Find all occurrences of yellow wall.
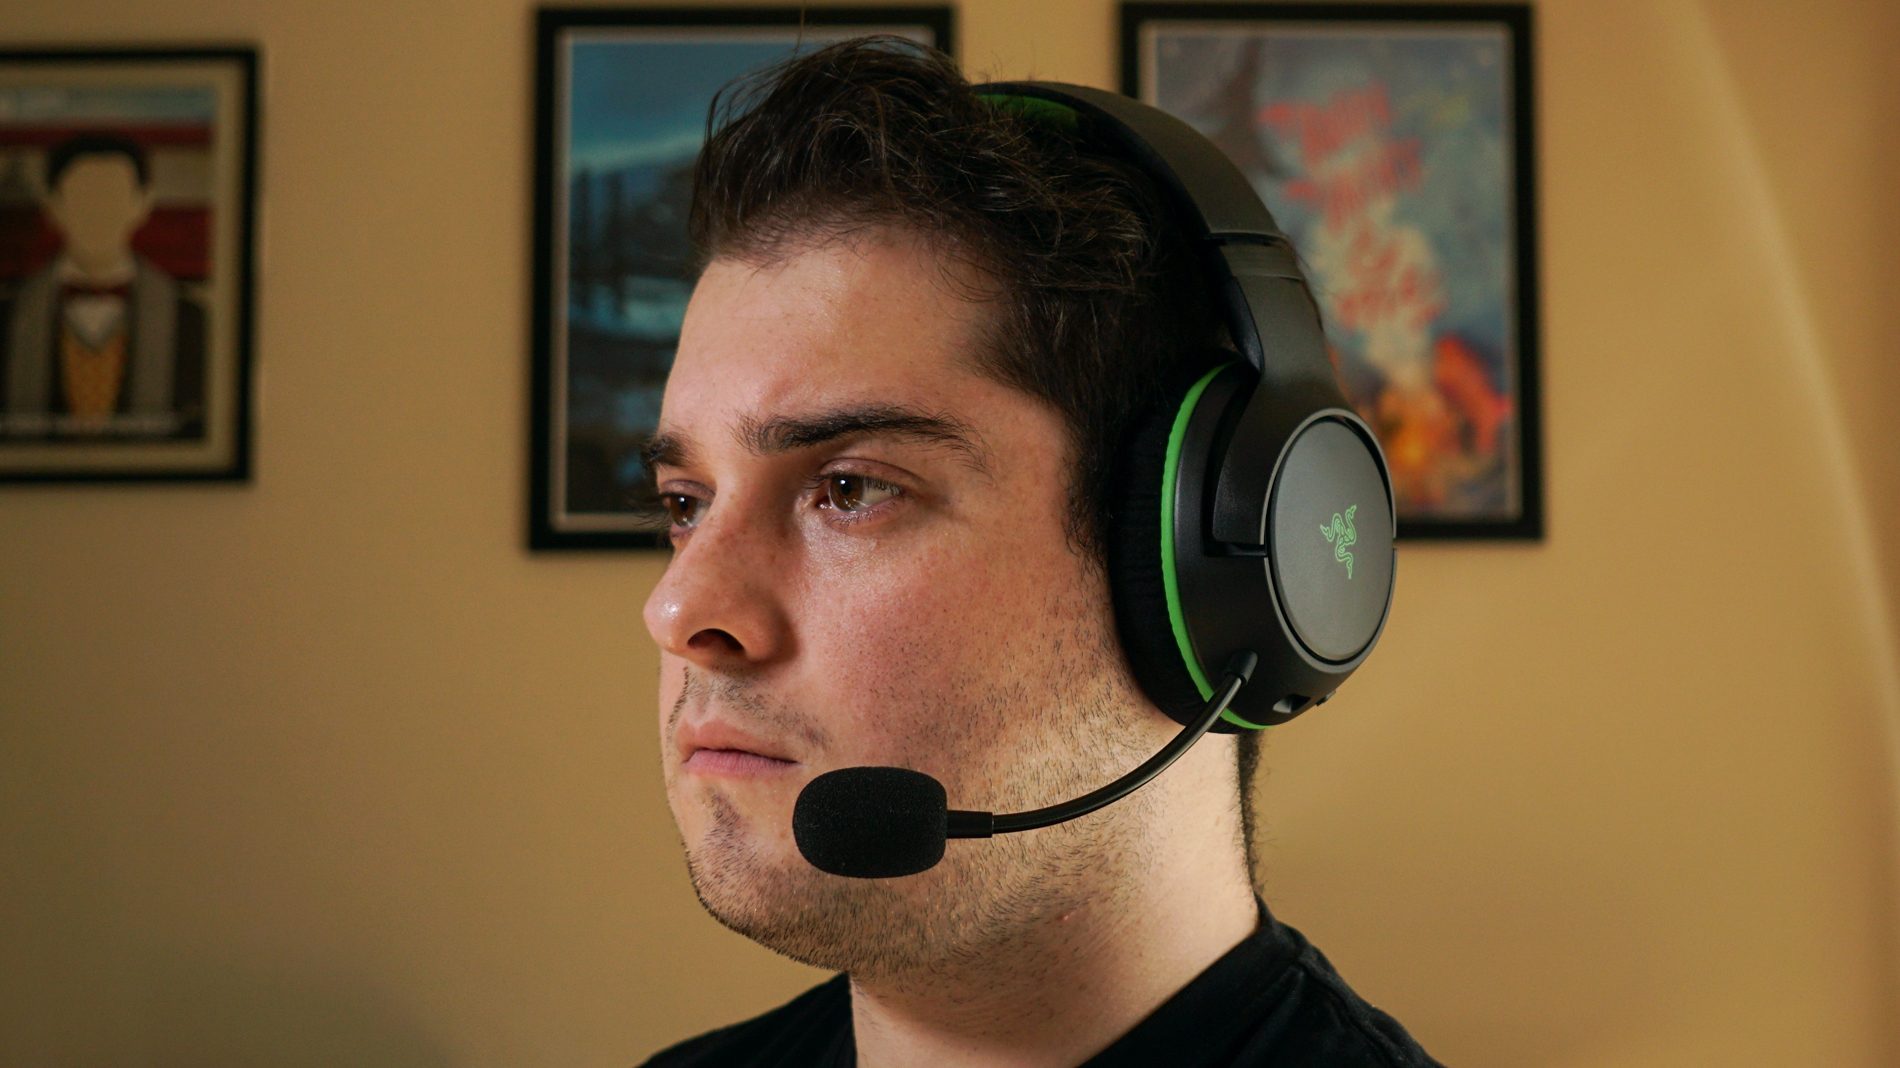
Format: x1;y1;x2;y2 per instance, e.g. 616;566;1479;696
3;1;1896;1065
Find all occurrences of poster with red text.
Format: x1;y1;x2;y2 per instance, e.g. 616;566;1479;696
1130;6;1541;538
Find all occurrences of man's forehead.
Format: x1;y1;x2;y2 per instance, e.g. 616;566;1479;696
668;236;992;393
655;335;999;472
653;233;1008;471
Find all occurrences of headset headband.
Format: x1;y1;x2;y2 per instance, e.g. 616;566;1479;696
978;81;1355;550
976;82;1340;407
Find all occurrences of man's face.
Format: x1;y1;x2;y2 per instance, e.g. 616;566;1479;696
44;155;152;263
643;229;1163;975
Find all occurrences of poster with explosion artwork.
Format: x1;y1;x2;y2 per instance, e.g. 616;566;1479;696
1126;4;1542;539
530;8;954;549
0;49;257;482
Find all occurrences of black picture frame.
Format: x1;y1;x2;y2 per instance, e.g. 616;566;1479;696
529;7;955;550
1124;4;1543;540
0;46;259;483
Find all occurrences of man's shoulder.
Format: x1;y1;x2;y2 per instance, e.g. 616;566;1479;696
1213;921;1441;1068
636;911;1441;1068
1255;936;1440;1067
1087;904;1440;1068
639;973;851;1068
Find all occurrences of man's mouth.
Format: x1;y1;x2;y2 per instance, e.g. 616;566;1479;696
675;713;802;778
684;747;800;777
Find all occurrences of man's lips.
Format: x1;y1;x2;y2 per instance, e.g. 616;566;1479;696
683;748;798;776
675;717;800;777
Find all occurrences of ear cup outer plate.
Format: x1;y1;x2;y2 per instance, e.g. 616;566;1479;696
1270;418;1396;663
1172;391;1397;728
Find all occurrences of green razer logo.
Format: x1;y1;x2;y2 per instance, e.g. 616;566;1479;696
1320;505;1359;579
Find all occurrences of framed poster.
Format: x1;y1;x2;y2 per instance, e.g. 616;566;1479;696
0;47;257;482
1126;4;1542;539
530;7;955;549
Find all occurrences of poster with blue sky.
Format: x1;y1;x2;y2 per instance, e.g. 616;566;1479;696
532;10;952;548
1130;5;1541;538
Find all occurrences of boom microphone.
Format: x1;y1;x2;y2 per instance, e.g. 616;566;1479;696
792;651;1258;879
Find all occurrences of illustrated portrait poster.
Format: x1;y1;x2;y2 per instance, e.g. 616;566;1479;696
531;8;955;549
1126;5;1542;539
0;49;256;481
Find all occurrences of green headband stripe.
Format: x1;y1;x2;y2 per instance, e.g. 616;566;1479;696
975;92;1081;131
1162;361;1270;731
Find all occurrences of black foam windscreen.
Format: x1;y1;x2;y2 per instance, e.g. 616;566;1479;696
792;767;950;879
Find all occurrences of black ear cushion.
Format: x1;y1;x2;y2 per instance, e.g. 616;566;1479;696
1107;370;1220;726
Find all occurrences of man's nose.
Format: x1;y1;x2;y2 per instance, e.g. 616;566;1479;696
642;506;791;670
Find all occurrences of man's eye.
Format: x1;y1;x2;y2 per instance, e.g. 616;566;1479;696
820;474;901;514
661;493;703;529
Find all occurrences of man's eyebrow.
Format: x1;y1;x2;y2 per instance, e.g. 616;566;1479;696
739;405;993;475
641;405;994;478
641;431;693;475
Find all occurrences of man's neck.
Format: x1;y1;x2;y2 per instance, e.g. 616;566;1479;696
845;775;1259;1068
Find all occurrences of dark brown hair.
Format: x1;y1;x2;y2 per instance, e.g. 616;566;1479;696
689;37;1263;876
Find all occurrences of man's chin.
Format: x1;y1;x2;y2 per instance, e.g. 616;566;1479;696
684;837;843;966
681;823;942;975
677;791;807;930
671;781;1011;977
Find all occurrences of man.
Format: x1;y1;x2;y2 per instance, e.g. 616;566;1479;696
0;133;205;440
641;39;1438;1067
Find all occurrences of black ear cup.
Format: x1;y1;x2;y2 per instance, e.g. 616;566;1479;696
1106;362;1230;728
1109;356;1397;731
1168;395;1397;728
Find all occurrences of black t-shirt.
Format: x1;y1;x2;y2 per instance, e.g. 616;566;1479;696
641;900;1442;1066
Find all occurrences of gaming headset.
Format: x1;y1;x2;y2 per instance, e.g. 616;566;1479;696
792;81;1398;879
978;81;1396;732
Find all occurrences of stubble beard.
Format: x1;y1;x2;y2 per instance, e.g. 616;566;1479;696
669;596;1163;983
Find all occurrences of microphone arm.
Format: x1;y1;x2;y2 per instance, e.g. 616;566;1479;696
946;650;1259;840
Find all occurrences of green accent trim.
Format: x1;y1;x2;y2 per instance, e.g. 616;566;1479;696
1160;362;1266;730
976;92;1081;131
1222;709;1272;730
